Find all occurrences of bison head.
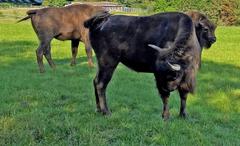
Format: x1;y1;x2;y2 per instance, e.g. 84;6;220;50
187;11;217;49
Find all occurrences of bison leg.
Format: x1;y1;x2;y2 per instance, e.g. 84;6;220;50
93;59;118;115
43;44;55;69
84;41;94;67
93;67;115;115
160;92;170;120
93;78;101;113
70;40;79;66
155;75;170;120
178;89;188;118
86;45;94;67
36;42;47;73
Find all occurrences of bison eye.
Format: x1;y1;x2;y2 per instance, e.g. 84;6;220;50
203;28;209;32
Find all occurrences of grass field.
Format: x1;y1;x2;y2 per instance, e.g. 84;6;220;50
0;9;240;145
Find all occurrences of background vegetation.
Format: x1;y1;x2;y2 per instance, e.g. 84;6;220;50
0;0;240;25
0;8;240;145
115;0;240;25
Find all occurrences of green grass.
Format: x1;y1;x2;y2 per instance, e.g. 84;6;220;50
0;11;240;145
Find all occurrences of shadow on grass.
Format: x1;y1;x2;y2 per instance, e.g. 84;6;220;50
0;40;37;57
191;60;240;115
0;51;239;116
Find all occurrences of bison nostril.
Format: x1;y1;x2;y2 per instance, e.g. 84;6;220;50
210;37;216;43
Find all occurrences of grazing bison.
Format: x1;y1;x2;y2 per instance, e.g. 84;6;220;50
85;11;216;119
18;4;105;73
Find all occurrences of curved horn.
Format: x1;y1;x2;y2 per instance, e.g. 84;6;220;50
148;44;174;57
167;61;181;71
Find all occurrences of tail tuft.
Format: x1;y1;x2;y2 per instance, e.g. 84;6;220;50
27;9;37;15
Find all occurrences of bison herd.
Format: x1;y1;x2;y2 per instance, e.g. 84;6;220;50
18;4;216;120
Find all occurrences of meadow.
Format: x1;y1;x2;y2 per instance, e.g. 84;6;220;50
0;9;240;145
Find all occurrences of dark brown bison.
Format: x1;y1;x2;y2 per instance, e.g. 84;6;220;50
18;4;105;73
84;11;216;119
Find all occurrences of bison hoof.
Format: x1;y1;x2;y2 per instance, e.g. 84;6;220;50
95;107;101;113
102;109;111;116
51;65;56;69
179;112;187;118
162;112;170;120
88;62;94;67
70;62;76;66
39;69;45;73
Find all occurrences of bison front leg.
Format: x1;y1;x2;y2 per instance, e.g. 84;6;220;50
93;64;117;115
178;89;188;118
160;92;170;120
70;40;79;66
154;75;170;120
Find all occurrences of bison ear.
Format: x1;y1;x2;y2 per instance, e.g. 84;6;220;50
195;17;205;29
195;23;202;31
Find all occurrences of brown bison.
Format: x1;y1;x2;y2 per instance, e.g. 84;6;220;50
18;4;105;73
84;11;216;119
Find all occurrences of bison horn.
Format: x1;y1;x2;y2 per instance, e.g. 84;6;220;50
148;44;181;71
148;44;174;57
167;61;181;71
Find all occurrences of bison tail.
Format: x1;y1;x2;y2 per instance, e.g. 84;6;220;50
84;11;111;29
17;15;31;23
17;9;38;23
26;9;38;15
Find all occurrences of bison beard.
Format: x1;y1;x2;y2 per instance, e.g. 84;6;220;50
85;11;216;119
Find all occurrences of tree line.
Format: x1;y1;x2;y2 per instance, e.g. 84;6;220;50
44;0;240;25
1;0;239;25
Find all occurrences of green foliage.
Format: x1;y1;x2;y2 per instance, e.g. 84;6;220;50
219;0;238;25
153;0;180;12
0;2;29;8
151;0;240;25
236;1;240;25
42;0;67;7
116;0;142;7
0;3;13;8
0;13;240;145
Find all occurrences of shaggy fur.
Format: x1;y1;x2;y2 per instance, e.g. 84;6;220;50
85;11;216;119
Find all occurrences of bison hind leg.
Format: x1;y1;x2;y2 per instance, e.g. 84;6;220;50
36;41;52;73
94;68;114;115
93;55;119;115
178;88;189;118
82;37;94;67
43;43;55;69
36;46;44;73
70;39;79;66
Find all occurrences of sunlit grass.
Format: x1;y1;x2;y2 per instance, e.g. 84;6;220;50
0;11;240;145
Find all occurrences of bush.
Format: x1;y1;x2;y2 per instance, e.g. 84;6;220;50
0;2;28;8
152;0;239;25
43;0;67;7
219;0;238;25
0;3;13;8
153;0;178;12
236;1;240;25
